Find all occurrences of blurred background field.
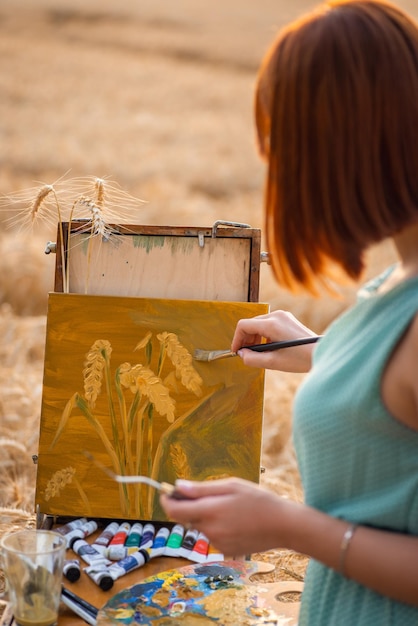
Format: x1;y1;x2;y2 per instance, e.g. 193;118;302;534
0;0;410;587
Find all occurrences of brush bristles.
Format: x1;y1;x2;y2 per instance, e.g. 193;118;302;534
193;349;235;362
193;349;212;361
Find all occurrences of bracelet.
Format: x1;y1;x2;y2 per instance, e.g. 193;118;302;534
339;523;357;577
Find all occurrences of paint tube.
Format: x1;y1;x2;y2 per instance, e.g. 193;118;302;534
83;563;114;591
62;559;81;582
125;522;143;547
179;528;199;559
104;545;140;561
92;521;119;555
54;518;88;536
205;543;225;563
188;532;210;563
107;549;150;581
148;527;170;559
70;538;111;566
164;524;185;557
108;521;131;545
64;520;98;548
139;523;155;550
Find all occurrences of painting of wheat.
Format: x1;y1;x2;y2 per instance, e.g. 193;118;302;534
36;293;268;521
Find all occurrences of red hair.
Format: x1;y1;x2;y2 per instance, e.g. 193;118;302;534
255;0;418;293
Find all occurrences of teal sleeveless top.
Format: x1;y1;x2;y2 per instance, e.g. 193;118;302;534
293;270;418;625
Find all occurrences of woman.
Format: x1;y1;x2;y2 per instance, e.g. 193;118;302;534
161;1;418;623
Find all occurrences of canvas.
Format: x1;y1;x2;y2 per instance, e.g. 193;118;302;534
36;293;268;521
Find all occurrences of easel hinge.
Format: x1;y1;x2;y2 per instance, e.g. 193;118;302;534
45;241;57;254
198;231;205;248
260;251;271;264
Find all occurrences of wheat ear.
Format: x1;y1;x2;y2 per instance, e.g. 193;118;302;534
30;184;54;222
77;196;111;237
29;184;69;292
94;177;105;208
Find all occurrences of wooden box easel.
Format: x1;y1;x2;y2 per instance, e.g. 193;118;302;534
35;220;267;525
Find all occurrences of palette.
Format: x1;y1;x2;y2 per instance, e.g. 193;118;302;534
96;560;302;625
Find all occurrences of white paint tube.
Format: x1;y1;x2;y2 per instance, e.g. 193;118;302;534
188;532;210;563
108;521;131;546
124;522;143;548
54;518;88;536
70;538;111;566
104;545;140;561
64;520;98;548
164;524;185;557
148;527;170;559
91;521;120;554
138;523;155;550
62;558;81;582
179;528;199;559
107;549;150;581
84;562;114;591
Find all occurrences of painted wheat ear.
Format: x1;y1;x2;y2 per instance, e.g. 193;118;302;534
169;443;191;479
157;332;203;396
44;466;76;500
134;331;153;352
119;363;176;423
83;339;112;409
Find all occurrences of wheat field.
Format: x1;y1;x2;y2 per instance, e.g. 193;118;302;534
0;0;410;600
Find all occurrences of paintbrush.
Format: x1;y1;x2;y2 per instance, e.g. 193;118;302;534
61;587;98;625
194;335;323;362
83;452;188;499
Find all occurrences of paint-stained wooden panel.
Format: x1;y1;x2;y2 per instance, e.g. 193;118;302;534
54;224;261;301
36;293;268;521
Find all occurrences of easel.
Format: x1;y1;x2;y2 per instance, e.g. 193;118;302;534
30;221;302;624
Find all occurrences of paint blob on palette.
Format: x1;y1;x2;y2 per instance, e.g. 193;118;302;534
96;560;302;625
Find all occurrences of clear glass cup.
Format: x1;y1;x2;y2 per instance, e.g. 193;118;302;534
0;529;66;626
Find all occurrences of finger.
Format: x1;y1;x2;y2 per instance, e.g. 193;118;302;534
237;348;279;368
231;328;266;352
173;478;243;499
159;493;204;528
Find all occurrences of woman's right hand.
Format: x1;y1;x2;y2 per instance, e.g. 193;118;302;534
230;310;318;372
